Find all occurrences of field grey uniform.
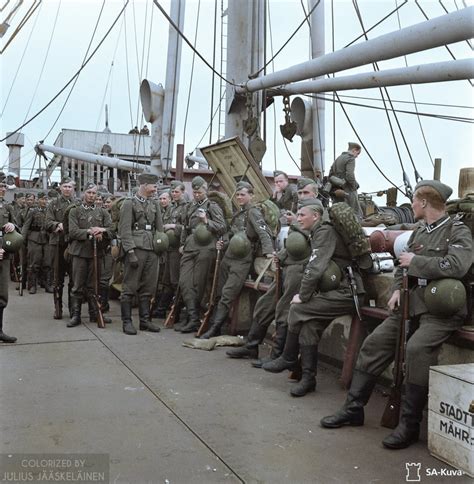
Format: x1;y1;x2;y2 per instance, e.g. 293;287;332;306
200;189;274;339
119;178;164;335
178;177;226;333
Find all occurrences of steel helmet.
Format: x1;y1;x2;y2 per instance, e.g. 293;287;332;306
193;223;213;246
2;230;24;253
152;231;169;254
424;278;466;316
228;232;251;258
285;231;310;260
166;229;180;248
319;260;342;292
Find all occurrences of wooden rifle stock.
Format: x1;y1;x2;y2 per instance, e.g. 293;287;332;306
164;286;181;328
93;237;106;329
53;244;61;317
196;244;223;337
274;256;281;302
381;268;409;429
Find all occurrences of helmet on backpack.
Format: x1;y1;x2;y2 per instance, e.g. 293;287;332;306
319;260;342;292
424;279;466;316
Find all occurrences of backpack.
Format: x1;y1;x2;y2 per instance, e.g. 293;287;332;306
328;202;372;269
110;196;126;233
62;203;78;241
256;199;280;237
208;190;233;226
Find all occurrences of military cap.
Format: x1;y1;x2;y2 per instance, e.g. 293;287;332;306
348;142;362;151
84;182;97;191
414;179;452;202
297;177;315;190
60;176;73;185
236;181;253;192
138;172;159;185
170;180;185;191
273;170;288;178
191;176;207;190
15;191;25;199
298;197;324;214
48;189;59;198
37;192;47;199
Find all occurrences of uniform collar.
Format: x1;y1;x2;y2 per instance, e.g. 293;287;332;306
134;194;147;203
81;203;96;210
424;215;450;233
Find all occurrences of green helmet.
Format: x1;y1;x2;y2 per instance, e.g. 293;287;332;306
285;231;311;260
319;260;342;292
165;229;180;248
424;278;466;316
228;232;251;258
193;223;213;246
152;231;169;254
3;230;24;253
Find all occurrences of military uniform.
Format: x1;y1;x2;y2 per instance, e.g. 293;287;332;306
329;150;363;219
67;202;113;327
271;185;297;213
200;197;274;339
118;179;164;335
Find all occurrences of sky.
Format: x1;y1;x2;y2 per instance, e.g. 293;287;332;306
1;0;473;204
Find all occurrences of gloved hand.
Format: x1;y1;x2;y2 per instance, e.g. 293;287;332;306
128;250;139;268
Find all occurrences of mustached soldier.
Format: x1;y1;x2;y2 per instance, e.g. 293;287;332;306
321;180;472;450
119;173;164;335
178;176;226;334
67;183;113;327
200;181;274;339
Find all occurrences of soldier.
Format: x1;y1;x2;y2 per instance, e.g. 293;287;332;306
321;180;472;449
328;142;363;219
263;198;365;397
284;177;319;225
200;181;274;339
45;177;76;319
178;176;226;334
118;173;164;335
270;170;297;213
21;192;52;294
154;180;187;319
99;194;116;313
11;192;26;223
0;180;19;343
226;187;320;363
67;183;113;327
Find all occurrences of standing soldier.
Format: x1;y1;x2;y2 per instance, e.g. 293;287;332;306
263;199;365;397
45;177;76;319
321;180;472;449
67;183;113;327
200;181;274;339
178;176;226;334
99;194;116;313
0;179;18;343
154;180;187;318
21;192;52;294
118;173;164;335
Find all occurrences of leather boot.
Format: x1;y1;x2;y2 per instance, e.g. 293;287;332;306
0;307;17;343
252;323;287;368
180;301;201;334
226;318;268;358
290;346;317;397
121;299;137;335
28;270;37;294
138;298;161;332
200;306;229;339
88;294;111;324
153;292;173;318
382;383;428;449
173;306;187;331
45;269;54;293
320;370;377;428
67;296;82;327
262;331;299;373
99;286;110;313
53;287;63;320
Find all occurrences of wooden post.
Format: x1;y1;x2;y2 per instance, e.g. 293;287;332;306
175;144;184;181
434;158;442;180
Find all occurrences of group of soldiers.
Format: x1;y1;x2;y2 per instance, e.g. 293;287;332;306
0;141;471;453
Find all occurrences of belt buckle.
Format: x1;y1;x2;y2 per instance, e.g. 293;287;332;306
418;278;427;287
145;224;152;231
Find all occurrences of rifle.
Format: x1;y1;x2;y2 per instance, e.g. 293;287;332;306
381;268;410;429
346;265;362;321
53;244;62;319
274;255;282;302
196;241;223;337
92;237;106;329
164;286;181;328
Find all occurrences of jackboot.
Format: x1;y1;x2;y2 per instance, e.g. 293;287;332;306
226;319;268;358
88;295;111;324
180;301;201;334
99;286;110;313
153;292;173;318
382;383;428;449
320;370;378;428
200;306;229;339
290;346;318;397
138;298;161;332
53;287;63;320
252;323;287;368
262;331;299;373
0;307;17;343
173;306;187;331
44;269;54;293
121;299;137;335
67;296;82;327
28;270;37;294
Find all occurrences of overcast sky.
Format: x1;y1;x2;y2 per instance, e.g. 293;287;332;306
1;0;473;202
